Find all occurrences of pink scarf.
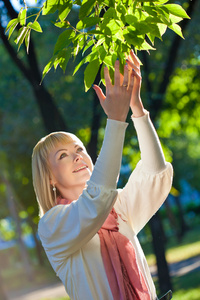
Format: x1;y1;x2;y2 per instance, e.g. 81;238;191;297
57;197;151;300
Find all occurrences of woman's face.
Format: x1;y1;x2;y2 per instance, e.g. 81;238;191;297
48;140;93;200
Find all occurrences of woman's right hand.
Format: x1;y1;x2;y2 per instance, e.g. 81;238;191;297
93;60;135;122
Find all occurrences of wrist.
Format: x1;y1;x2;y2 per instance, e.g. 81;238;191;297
130;99;145;118
107;112;128;122
108;116;127;122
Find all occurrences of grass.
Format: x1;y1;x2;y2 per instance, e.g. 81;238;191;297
140;225;200;300
141;225;200;266
172;270;200;300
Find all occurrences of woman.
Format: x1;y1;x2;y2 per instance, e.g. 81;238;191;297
32;51;173;300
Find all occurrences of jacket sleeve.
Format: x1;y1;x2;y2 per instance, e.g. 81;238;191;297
115;111;173;235
38;119;128;260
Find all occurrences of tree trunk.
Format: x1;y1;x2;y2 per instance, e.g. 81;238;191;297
164;199;181;242
2;176;34;281
33;84;67;133
175;196;189;238
86;68;102;163
0;272;8;300
26;215;45;266
149;214;172;295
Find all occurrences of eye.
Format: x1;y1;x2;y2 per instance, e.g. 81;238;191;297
59;152;67;160
77;147;84;153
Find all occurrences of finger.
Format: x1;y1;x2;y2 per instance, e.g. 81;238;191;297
130;49;140;68
119;73;124;86
114;59;120;86
122;64;129;88
132;67;142;81
92;85;106;105
126;57;140;74
128;69;135;92
104;66;112;89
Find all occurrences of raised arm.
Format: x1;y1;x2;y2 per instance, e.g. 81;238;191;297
115;51;173;234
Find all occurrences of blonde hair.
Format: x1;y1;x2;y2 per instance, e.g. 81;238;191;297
32;131;81;217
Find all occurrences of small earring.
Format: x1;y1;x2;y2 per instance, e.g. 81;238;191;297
52;183;57;203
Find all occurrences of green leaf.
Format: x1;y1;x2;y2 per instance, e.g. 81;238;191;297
168;23;184;38
28;21;42;32
103;7;116;20
169;14;183;24
53;47;71;72
14;26;29;51
125;15;138;25
95;37;105;47
58;2;72;21
84;58;100;91
74;0;81;4
157;23;167;36
82;39;94;55
124;30;144;47
100;63;107;86
116;3;126;15
73;34;85;56
6;18;18;35
7;21;19;39
155;0;169;3
164;4;190;19
79;0;96;20
143;6;157;17
19;8;26;26
103;55;113;67
42;0;58;15
53;29;75;55
104;19;122;36
53;20;71;28
42;55;56;81
77;17;100;30
60;47;71;72
134;21;151;35
136;39;155;51
25;29;31;53
147;33;156;44
73;56;87;75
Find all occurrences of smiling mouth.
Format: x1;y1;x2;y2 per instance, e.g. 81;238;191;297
73;166;88;173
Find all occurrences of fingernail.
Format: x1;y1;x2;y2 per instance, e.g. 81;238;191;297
132;68;135;71
116;58;119;61
92;84;94;87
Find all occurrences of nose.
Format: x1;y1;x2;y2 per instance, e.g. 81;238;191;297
74;153;83;162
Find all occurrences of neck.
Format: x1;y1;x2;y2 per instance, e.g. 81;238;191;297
58;184;86;202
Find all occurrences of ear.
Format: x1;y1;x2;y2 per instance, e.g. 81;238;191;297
49;174;56;186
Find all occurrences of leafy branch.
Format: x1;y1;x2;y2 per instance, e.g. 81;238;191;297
6;0;190;91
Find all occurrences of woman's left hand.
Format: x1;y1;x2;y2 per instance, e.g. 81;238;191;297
126;50;145;118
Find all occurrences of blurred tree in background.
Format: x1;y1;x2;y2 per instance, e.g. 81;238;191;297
0;0;200;299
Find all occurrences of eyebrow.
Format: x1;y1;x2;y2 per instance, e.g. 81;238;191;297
54;144;79;157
